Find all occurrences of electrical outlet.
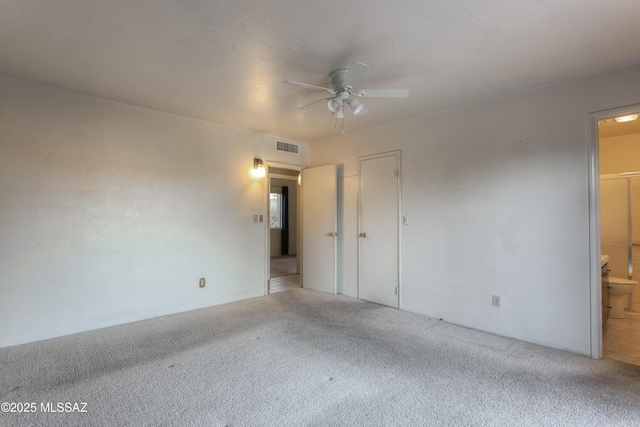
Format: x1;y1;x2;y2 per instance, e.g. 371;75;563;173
199;278;205;288
403;215;409;225
492;295;500;307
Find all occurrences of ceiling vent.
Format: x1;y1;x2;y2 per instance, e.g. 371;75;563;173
276;141;299;154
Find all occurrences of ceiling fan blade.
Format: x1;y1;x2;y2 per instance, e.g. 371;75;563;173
298;97;333;110
283;80;335;94
343;62;370;88
355;88;409;98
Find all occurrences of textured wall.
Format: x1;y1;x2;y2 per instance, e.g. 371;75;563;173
0;76;308;347
310;65;640;356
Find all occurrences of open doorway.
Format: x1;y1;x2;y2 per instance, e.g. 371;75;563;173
597;111;640;365
268;167;301;294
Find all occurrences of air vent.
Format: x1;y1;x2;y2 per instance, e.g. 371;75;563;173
276;141;299;154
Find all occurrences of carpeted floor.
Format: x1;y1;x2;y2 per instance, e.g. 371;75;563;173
1;289;640;426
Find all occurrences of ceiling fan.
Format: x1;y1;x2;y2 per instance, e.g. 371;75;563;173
283;62;409;125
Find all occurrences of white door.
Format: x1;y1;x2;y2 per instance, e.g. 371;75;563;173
359;153;400;307
302;165;337;294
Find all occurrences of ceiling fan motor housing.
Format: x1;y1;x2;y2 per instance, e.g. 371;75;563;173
329;68;350;91
327;68;354;117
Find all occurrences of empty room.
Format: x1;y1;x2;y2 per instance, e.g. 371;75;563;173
2;1;640;426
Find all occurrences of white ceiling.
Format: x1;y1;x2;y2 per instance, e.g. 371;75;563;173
2;1;640;142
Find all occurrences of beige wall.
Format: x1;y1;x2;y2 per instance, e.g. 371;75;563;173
0;76;308;348
600;133;640;175
310;64;640;356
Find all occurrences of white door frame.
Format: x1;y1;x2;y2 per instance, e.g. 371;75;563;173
587;103;640;359
357;150;402;308
263;162;303;296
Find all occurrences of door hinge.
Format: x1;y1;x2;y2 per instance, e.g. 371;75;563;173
395;287;398;295
395;169;399;177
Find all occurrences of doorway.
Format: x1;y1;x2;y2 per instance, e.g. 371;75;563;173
595;109;640;365
358;151;401;308
268;167;301;294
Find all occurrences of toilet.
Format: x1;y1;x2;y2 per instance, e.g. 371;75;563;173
608;277;638;319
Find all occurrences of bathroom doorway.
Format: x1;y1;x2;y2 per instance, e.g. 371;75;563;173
268;167;301;294
595;108;640;365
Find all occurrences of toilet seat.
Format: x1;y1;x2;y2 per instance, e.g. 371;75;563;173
609;276;637;286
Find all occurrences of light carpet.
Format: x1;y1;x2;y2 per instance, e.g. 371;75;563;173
1;289;640;426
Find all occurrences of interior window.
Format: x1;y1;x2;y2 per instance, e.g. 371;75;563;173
270;193;283;229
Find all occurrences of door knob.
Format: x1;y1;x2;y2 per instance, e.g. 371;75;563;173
359;232;367;238
328;232;337;237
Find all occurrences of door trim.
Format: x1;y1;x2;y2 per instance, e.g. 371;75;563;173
357;150;402;308
587;103;640;359
264;163;303;296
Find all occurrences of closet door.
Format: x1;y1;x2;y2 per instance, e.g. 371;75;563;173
301;165;337;294
359;152;401;308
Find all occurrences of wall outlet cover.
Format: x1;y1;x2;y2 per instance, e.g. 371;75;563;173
492;295;500;307
199;278;206;288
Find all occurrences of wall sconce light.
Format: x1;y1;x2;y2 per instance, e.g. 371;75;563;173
253;158;265;178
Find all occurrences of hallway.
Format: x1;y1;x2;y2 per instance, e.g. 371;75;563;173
269;255;300;294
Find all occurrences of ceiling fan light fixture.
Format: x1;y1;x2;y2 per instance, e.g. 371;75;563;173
327;97;342;113
333;104;344;119
347;98;366;116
